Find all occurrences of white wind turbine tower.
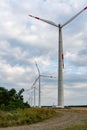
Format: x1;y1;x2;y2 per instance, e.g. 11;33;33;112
35;62;56;108
29;7;87;108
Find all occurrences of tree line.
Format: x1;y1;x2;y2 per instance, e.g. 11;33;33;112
0;87;30;111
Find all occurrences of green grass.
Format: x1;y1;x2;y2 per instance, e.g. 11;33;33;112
0;108;57;127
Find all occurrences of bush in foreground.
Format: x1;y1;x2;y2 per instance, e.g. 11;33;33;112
0;87;30;111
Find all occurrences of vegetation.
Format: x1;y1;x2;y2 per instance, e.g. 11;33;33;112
69;108;87;114
0;87;57;128
1;87;87;129
0;108;56;127
0;87;30;111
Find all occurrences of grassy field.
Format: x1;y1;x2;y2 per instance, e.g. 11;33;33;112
70;107;87;114
0;108;57;127
1;107;87;129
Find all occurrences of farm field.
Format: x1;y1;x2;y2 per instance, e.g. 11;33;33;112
0;107;87;130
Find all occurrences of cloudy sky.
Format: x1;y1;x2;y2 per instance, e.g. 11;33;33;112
0;0;87;106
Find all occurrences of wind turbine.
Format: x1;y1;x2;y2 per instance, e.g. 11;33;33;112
35;62;41;107
25;88;32;105
26;76;39;107
30;76;39;107
28;89;33;106
29;7;87;108
35;62;56;108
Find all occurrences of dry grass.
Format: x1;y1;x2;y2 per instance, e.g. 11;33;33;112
55;107;87;113
70;107;87;114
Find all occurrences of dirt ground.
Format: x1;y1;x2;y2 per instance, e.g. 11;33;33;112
0;109;87;130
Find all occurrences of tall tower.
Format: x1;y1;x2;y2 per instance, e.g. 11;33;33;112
58;24;64;108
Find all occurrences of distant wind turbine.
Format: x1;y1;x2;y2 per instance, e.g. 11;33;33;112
35;62;56;108
31;76;39;107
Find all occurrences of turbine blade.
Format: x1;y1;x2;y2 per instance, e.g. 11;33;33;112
35;61;40;74
29;14;58;27
62;7;87;27
84;6;87;10
41;75;56;78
